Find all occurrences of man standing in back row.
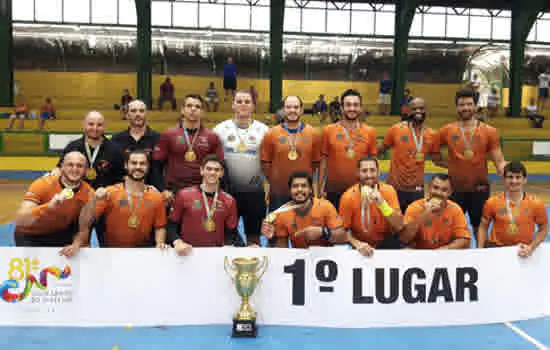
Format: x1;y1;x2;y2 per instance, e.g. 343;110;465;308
153;94;224;206
214;90;269;245
434;88;506;237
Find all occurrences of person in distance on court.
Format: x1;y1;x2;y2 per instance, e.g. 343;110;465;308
377;98;444;213
166;155;245;256
110;100;161;186
260;95;321;212
152;94;224;207
338;157;404;257
79;150;168;248
13;151;94;257
319;89;377;209
213;90;269;245
434;88;506;238
477;161;548;257
261;171;347;248
400;174;470;249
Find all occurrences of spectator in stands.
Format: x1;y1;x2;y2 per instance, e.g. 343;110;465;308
328;96;341;122
204;82;219;112
379;71;392;116
400;89;413;120
120;89;133;120
526;97;545;128
38;97;56;130
223;56;237;102
7;95;28;130
478;161;548;257
312;94;328;123
158;77;177;111
487;87;499;119
401;174;471;250
250;85;258;111
537;69;550;112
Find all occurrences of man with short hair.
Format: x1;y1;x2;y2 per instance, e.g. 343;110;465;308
478;161;548;257
320;89;377;209
82;150;168;248
261;171;347;248
339;157;404;257
401;174;470;249
167;155;245;256
434;88;506;237
13;151;94;256
261;95;321;211
213;90;269;245
152;94;224;205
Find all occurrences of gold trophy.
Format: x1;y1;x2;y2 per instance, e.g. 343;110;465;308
224;256;268;337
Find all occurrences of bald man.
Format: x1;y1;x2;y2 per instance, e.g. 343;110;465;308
111;100;161;186
377;98;444;213
14;151;94;255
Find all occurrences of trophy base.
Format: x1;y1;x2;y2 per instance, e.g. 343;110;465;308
232;318;257;338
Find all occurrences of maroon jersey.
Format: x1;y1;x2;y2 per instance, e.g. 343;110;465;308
169;186;238;247
153;125;224;191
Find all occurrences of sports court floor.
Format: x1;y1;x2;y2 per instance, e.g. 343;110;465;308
0;182;549;350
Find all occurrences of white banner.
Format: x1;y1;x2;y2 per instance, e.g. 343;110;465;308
0;245;548;328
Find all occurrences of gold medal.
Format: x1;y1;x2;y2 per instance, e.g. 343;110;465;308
86;168;97;180
204;218;216;232
508;223;518;235
463;149;474;159
265;213;276;224
185;151;197;162
415;153;424;161
237;142;247;153
61;188;74;200
288;150;298;161
128;215;139;229
346;148;355;159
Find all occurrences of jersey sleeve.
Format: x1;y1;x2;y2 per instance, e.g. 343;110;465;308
368;127;377;156
153;195;168;229
260;130;274;163
533;200;549;226
482;197;497;220
485;126;500;153
338;192;355;230
451;206;471;240
274;217;290;238
321;126;331;157
212;133;225;161
382;126;395;148
323;200;343;230
404;201;423;224
311;128;322;163
94;187;114;218
152;131;170;162
24;179;48;204
383;186;401;213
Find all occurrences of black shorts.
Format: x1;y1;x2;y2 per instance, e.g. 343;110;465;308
451;188;490;229
397;189;424;214
233;190;266;238
224;77;237;90
15;223;77;247
539;87;548;98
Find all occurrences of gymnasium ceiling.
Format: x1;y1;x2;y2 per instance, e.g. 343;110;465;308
343;0;545;10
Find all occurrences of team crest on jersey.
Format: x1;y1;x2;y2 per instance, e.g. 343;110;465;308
336;133;344;140
178;136;185;144
279;136;287;144
497;207;507;216
227;135;236;142
401;135;409;143
472;135;481;143
118;199;128;207
442;218;450;225
451;134;459;142
301;136;311;143
249;135;256;141
192;199;202;209
425;219;432;227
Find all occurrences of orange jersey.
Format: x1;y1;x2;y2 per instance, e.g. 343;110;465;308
482;192;548;247
404;199;470;249
321;122;377;193
95;183;167;247
338;183;400;247
261;123;321;195
273;198;343;248
19;175;94;235
435;121;500;191
383;123;438;191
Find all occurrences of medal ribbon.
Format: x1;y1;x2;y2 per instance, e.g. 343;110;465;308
360;186;372;233
409;123;424;154
125;184;144;217
282;122;304;152
183;128;199;153
201;187;219;221
458;120;477;152
340;121;358;151
232;119;252;149
84;142;101;168
505;192;522;229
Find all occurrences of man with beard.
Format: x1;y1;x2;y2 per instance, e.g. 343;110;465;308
111;100;161;186
261;171;347;248
80;150;168;248
377;98;442;213
339;157;404;257
261;96;321;212
167;155;245;255
400;174;470;249
320;89;377;209
13;151;94;257
152;94;224;206
478;161;548;257
213;90;269;245
434;88;506;237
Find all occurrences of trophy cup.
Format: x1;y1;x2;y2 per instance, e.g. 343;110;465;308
224;256;268;337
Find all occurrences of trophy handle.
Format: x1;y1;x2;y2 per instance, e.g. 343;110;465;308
256;256;268;279
224;256;237;279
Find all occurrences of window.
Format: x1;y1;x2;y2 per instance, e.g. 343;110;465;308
469;15;492;39
491;16;510;40
409;14;423;37
12;0;34;21
536;19;550;42
302;8;326;33
251;5;269;31
91;0;118;24
64;0;90;23
284;7;301;32
423;13;446;37
375;11;394;36
173;1;198;28
446;14;469;38
327;9;350;34
151;1;172;27
118;0;137;26
35;0;62;22
226;4;251;30
351;10;374;35
199;3;224;29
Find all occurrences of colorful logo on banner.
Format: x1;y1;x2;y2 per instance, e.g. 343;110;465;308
0;257;71;303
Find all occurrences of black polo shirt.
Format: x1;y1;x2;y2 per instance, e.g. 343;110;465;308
57;136;125;189
111;127;161;186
